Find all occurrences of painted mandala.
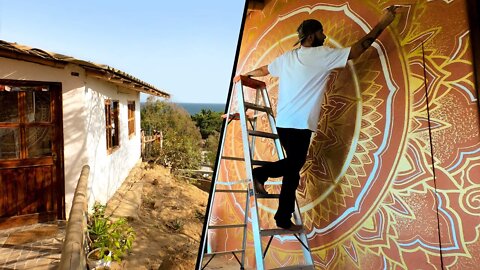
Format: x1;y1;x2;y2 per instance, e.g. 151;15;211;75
209;1;480;269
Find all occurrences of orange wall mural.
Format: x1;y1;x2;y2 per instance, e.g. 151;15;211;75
209;0;480;269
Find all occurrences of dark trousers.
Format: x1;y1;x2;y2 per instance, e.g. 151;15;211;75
253;127;312;224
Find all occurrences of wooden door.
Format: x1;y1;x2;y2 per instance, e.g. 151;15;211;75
0;80;64;229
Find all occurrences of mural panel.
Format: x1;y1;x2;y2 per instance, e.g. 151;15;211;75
211;0;480;269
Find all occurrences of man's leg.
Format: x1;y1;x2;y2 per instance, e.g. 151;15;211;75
252;127;301;181
272;128;312;228
251;128;290;194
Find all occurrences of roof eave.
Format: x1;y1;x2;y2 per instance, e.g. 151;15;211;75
84;67;170;98
0;40;170;98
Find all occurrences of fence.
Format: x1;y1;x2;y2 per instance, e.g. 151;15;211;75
58;165;90;270
141;130;163;160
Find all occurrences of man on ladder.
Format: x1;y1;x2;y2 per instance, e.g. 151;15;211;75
243;6;398;231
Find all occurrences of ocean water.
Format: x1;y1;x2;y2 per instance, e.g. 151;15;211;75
176;103;226;115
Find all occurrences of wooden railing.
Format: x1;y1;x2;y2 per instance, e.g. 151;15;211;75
141;132;163;159
58;165;90;270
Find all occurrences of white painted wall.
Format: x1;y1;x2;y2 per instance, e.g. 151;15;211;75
84;77;141;209
0;57;142;218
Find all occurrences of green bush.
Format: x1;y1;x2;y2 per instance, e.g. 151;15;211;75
204;131;220;166
87;203;135;262
191;109;223;139
141;98;202;171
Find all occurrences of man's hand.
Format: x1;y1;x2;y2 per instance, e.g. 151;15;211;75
243;65;270;77
379;5;399;27
348;5;398;60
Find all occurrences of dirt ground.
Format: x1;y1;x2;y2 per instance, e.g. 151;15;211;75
119;164;209;270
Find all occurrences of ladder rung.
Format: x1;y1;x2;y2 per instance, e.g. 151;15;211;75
209;224;247;229
244;102;272;114
256;193;280;199
271;265;315;270
216;179;249;185
234;75;266;89
216;189;248;193
222;157;271;167
221;156;245;162
252;159;270;166
260;227;304;236
223;112;256;122
204;249;245;256
248;130;278;139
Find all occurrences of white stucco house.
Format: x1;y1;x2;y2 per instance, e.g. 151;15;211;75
0;40;169;228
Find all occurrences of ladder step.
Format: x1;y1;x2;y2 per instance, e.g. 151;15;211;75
248;130;279;139
270;265;315;270
244;102;272;114
234;75;267;89
221;156;244;162
216;179;249;185
204;249;245;256
256;193;280;199
260;227;305;236
222;157;271;167
209;224;247;229
216;189;248;193
223;157;271;167
223;112;255;121
252;159;270;166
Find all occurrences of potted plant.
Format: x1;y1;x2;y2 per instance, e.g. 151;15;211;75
86;248;112;270
86;203;135;269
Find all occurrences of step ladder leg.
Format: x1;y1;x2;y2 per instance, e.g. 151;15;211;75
198;86;240;269
239;185;250;269
237;81;266;270
232;252;243;269
293;200;314;266
201;254;215;270
293;234;310;251
263;236;274;258
248;87;261;157
199;75;315;270
260;87;283;157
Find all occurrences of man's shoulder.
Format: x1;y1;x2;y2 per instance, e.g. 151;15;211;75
272;48;298;63
309;46;350;58
316;46;339;52
318;46;351;53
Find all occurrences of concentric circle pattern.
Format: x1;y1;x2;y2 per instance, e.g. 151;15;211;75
210;1;480;269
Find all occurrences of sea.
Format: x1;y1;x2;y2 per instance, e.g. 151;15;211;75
176;103;226;115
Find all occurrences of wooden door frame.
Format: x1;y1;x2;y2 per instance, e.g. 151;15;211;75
0;79;65;226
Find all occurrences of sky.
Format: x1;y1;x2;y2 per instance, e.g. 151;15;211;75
0;1;245;103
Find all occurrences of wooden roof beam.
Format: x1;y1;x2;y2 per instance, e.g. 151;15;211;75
0;50;66;68
85;68;169;98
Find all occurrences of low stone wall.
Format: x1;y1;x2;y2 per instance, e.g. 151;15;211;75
58;165;90;270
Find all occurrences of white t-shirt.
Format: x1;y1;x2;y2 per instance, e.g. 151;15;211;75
268;46;351;131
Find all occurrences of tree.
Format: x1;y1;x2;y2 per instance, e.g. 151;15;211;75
191;109;223;139
141;98;202;171
204;131;220;166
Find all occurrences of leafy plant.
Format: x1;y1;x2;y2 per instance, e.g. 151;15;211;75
191;109;223;139
141;98;202;172
204;131;220;166
195;209;205;221
88;204;109;243
166;219;184;231
87;203;136;262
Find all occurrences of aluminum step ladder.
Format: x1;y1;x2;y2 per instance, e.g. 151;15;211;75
197;75;315;270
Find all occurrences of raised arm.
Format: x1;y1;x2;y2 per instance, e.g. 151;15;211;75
243;65;270;77
348;5;398;60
